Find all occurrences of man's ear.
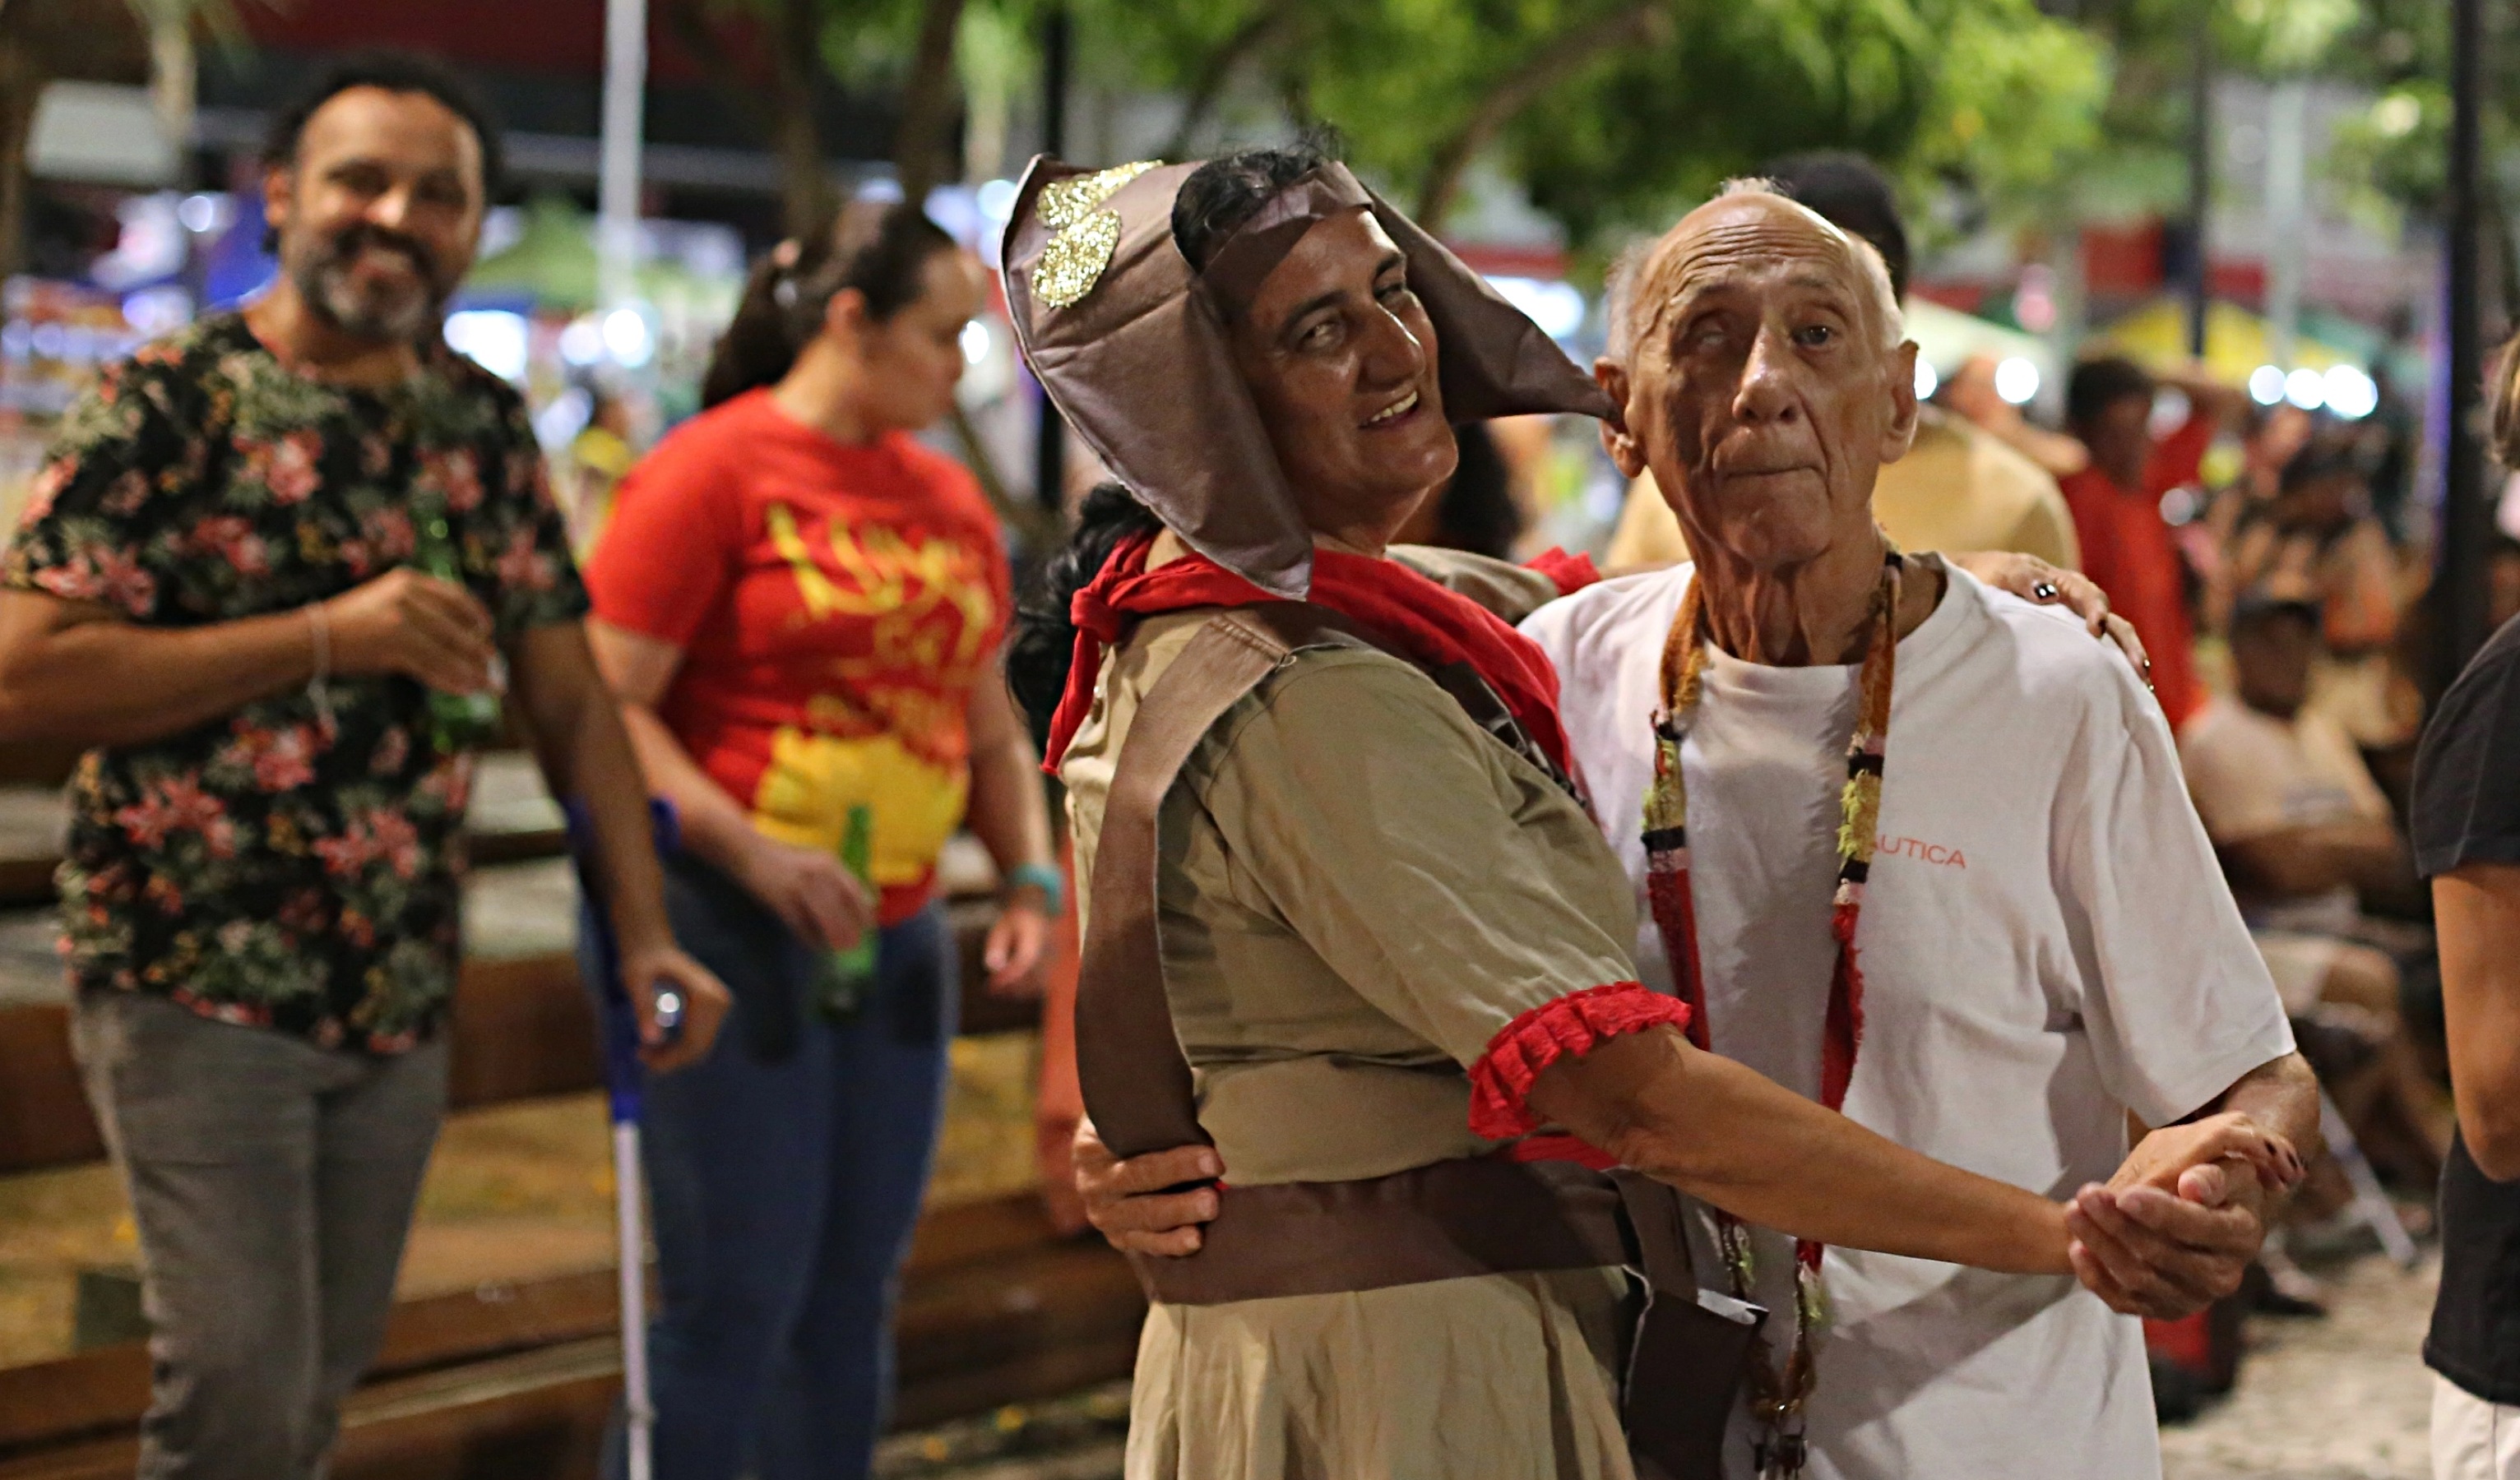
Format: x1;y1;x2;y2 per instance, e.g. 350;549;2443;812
1596;356;1647;479
261;164;294;242
1880;340;1922;465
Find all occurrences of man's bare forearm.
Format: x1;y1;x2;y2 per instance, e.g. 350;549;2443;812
0;594;316;747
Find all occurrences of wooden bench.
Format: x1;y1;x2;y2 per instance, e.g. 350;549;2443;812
0;901;1142;1476
0;1189;1145;1478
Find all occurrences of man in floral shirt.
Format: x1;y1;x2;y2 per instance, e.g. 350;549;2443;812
0;54;726;1480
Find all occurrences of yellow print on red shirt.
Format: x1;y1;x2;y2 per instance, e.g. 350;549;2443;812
750;502;1001;892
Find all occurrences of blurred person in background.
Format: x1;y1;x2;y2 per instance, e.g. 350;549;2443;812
2219;404;2317;526
581;199;1056;1480
0;53;728;1480
563;386;637;553
2193;404;2316;611
2215;429;2415;749
1608;152;2080;574
1940;350;2095;482
2180;593;2445;1192
2419;337;2520;1480
2059;354;2248;731
2363;340;2421;543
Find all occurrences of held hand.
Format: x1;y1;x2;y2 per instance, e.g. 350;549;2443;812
2066;1164;2267;1319
2064;1115;2301;1319
1072;1118;1221;1257
983;899;1051;997
322;569;496;694
2115;1112;2304;1196
732;834;873;953
618;942;730;1074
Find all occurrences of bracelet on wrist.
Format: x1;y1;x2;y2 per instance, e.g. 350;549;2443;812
1002;861;1065;915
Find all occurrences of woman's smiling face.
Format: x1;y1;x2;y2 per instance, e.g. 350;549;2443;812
1225;209;1457;545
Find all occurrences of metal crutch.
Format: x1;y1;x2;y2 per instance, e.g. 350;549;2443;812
2318;1088;2421;1269
566;798;684;1480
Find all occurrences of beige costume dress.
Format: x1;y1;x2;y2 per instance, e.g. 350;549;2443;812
1062;604;1650;1480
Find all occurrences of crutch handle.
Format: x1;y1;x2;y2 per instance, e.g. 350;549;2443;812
562;797;683;1121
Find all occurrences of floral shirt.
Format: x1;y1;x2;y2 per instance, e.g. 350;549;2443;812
2;313;588;1052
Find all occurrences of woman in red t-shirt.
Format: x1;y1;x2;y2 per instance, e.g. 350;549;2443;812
582;201;1055;1480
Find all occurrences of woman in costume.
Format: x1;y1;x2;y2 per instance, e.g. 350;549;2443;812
1002;146;2289;1480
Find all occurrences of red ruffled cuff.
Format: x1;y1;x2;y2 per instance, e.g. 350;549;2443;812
1467;983;1692;1140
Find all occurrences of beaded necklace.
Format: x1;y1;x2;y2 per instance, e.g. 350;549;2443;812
1639;548;1902;1480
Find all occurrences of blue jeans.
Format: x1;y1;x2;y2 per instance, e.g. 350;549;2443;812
596;853;957;1480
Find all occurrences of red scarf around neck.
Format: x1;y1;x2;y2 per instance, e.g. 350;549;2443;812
1043;531;1586;777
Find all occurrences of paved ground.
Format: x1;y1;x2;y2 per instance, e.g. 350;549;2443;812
876;1249;2444;1480
2162;1248;2439;1480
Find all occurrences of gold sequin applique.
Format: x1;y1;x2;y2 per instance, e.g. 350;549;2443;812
1031;160;1158;309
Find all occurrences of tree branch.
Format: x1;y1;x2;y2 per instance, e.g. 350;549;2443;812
1412;0;1665;231
1160;3;1294;160
658;0;778;141
891;0;966;203
769;0;832;236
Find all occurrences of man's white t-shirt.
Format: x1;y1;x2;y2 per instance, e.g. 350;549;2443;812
1522;561;2295;1480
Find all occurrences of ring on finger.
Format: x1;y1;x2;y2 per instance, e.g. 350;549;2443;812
2031;580;2060;601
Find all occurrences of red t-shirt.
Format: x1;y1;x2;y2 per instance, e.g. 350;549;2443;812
586;390;1010;925
2059;414;2213;729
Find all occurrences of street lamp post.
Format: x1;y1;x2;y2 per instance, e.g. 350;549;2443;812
597;0;647;315
2441;0;2492;691
1033;6;1073;514
2184;7;2211;361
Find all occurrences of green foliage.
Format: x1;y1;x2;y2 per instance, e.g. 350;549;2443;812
1506;0;2104;247
717;0;2114;257
1058;0;2105;253
2068;0;2490;228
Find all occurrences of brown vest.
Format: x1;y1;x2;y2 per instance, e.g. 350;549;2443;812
1072;603;1756;1479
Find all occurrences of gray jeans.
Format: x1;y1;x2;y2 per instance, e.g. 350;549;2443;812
72;991;448;1480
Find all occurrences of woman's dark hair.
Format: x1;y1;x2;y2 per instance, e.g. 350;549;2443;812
1421;422;1523;559
1170;138;1338;272
1008;483;1161;747
699;198;958;409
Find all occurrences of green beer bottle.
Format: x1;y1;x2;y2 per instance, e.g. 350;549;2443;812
415;510;503;754
813;803;878;1020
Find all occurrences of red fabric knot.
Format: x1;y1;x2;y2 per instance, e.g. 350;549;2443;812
1466;983;1691;1140
1068;582;1127;644
1040;527;1580;779
1524;547;1601;598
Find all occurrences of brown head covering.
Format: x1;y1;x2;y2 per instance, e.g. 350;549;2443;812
1002;155;1613;598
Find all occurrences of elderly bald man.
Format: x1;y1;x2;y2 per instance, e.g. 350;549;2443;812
1513;183;2318;1478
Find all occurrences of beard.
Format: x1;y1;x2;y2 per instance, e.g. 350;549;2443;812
287;222;454;345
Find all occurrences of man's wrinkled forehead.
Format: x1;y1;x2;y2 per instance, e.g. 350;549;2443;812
1632;194;1873;342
